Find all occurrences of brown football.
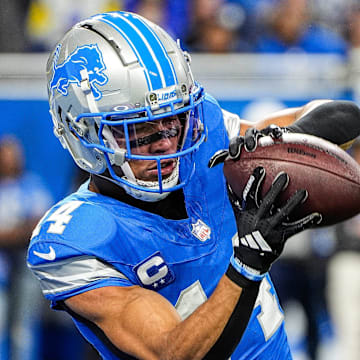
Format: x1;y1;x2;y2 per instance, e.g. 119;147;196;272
223;133;360;226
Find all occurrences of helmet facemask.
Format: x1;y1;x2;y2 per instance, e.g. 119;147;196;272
75;86;206;201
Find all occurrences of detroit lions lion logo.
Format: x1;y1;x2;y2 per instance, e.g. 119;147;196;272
49;44;108;100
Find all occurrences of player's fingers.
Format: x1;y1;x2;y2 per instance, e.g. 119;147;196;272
271;189;308;224
227;183;242;215
244;128;259;152
229;136;244;159
243;166;266;210
208;149;229;168
262;124;283;139
283;212;323;238
258;172;289;218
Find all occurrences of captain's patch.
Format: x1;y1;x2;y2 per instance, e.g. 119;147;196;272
133;251;175;290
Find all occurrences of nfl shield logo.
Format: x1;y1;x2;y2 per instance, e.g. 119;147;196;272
191;219;211;242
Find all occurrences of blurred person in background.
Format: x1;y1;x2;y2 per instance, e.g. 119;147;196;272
311;0;357;35
344;4;360;103
345;4;360;49
254;0;347;55
187;19;242;53
0;135;53;360
3;0;357;54
185;0;253;52
25;0;189;52
134;0;167;35
0;0;30;52
133;0;189;42
327;139;360;360
26;0;125;51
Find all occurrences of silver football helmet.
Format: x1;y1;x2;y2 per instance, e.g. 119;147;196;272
47;11;206;201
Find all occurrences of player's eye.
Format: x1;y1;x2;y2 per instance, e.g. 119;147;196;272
134;122;157;136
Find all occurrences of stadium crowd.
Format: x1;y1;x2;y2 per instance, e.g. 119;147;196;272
0;0;358;55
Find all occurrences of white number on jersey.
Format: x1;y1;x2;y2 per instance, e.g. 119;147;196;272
175;280;207;320
175;278;283;343
31;201;83;238
255;278;284;340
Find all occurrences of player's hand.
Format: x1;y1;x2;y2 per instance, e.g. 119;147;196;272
208;125;284;168
226;166;322;288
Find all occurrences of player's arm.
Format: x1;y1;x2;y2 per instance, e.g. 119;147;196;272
64;167;318;360
238;99;331;134
239;99;360;148
64;274;253;360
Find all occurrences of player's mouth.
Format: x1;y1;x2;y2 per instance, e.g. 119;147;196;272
147;159;176;178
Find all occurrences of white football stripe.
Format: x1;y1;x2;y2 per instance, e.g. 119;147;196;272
253;231;272;252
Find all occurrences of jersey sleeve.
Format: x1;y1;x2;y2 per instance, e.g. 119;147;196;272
287;100;360;150
221;108;242;139
27;241;133;308
27;198;135;308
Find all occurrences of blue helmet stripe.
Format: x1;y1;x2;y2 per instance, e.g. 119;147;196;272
125;13;178;87
97;13;176;91
97;14;156;90
114;13;165;89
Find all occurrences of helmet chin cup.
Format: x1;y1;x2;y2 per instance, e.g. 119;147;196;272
119;161;180;202
47;11;206;199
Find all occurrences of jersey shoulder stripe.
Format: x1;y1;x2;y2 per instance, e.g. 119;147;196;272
28;255;130;298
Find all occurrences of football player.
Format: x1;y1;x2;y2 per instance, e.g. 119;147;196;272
27;11;360;360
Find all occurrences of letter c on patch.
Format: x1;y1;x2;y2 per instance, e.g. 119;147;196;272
133;251;175;290
137;256;168;285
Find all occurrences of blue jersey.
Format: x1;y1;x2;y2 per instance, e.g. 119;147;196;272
27;95;291;360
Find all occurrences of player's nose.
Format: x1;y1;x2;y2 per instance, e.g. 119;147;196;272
150;135;173;154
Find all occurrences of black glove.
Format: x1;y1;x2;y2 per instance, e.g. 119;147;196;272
208;125;284;168
226;166;322;288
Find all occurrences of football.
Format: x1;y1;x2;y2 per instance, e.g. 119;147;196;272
223;133;360;226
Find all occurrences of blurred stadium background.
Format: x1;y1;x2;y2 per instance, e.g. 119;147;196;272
0;1;359;360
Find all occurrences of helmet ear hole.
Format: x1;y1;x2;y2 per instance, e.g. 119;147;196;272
66;118;80;141
58;107;79;141
57;106;62;119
